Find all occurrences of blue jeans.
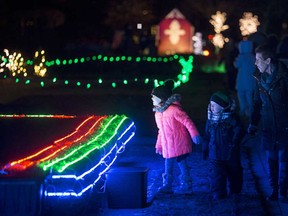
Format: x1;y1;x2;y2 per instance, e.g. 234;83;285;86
165;154;190;177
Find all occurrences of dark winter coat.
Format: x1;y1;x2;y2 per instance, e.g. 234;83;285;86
251;60;288;150
204;112;244;161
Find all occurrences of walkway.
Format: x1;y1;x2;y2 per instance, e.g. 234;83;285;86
87;136;265;216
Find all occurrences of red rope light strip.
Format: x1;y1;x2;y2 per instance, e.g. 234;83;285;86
54;115;95;144
5;115;106;171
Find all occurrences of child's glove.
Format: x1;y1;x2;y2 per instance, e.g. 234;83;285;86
247;124;257;136
192;135;202;145
155;148;162;155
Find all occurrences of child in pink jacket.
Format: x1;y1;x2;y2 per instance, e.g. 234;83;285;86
151;80;201;194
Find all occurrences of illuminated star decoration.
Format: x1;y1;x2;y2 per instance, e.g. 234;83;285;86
209;11;229;48
164;20;186;45
239;12;260;36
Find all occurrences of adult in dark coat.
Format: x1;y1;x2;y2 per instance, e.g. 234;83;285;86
248;44;288;201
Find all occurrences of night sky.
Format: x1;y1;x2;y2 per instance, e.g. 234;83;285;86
0;0;287;54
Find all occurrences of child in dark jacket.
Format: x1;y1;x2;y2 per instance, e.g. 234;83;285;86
203;91;244;200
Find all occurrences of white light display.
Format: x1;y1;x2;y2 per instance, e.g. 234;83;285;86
34;50;47;77
210;11;229;49
0;49;27;77
137;23;142;29
239;12;260;36
192;32;204;55
164;20;186;45
0;49;47;77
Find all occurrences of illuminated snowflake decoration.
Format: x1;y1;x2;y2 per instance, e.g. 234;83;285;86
209;11;229;48
164;20;186;45
239;12;260;36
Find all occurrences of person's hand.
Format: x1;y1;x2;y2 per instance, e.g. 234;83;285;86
247;124;257;136
192;135;202;145
155;148;162;155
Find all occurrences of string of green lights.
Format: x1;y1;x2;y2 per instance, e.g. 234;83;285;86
39;115;128;173
1;52;194;89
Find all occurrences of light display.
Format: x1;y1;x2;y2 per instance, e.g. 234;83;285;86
33;50;47;77
0;114;136;197
192;32;204;55
209;11;229;49
0;49;27;76
164;20;186;45
0;114;76;118
0;49;47;77
157;8;194;55
1;52;194;89
239;12;260;36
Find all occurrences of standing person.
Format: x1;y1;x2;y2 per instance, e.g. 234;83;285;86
248;44;288;201
151;79;201;194
234;40;257;120
220;38;239;91
203;91;244;200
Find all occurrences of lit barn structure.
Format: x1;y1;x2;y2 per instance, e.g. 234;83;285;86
156;8;195;56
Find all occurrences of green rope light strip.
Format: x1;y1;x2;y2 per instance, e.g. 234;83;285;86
57;115;127;173
2;54;194;89
43;55;176;67
40;115;115;171
39;115;127;173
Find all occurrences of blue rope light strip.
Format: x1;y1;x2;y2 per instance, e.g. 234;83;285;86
45;125;135;197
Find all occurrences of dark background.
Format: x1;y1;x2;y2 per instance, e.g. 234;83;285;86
1;0;287;56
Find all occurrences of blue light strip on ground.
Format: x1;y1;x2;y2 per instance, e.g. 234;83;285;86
45;124;135;197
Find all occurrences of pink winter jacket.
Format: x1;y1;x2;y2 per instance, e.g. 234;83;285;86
155;102;200;158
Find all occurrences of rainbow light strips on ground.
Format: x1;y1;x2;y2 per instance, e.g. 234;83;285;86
1;114;136;197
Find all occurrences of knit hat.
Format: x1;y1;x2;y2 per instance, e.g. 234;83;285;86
210;91;231;108
151;80;175;101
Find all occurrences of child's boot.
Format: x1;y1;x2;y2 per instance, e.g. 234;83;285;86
174;175;193;194
158;173;173;193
